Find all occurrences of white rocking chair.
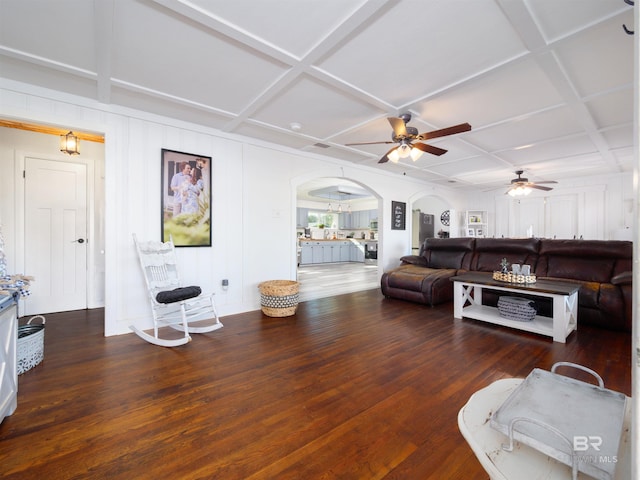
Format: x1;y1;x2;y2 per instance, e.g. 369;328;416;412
131;234;223;347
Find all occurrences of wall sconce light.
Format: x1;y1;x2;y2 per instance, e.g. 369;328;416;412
60;131;80;155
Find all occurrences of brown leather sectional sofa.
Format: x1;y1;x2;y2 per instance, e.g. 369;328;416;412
380;237;633;332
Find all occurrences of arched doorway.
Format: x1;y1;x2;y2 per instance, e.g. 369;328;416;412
410;194;453;252
296;178;380;301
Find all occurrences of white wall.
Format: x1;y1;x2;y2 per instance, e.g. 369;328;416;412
464;175;632;240
1;80;632;337
0;80;445;336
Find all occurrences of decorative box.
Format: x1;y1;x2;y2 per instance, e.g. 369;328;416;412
492;271;537;284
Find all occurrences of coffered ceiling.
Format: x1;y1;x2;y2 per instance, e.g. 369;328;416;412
0;0;634;193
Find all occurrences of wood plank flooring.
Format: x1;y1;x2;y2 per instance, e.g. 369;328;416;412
297;262;379;302
0;290;631;479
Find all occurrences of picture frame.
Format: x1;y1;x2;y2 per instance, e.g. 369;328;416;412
476;228;484;238
467;228;475;237
391;201;406;230
161;149;212;247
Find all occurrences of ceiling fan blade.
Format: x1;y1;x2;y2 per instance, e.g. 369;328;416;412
387;117;408;137
418;122;472;140
530;184;553;191
378;145;399;163
345;140;395;146
412;142;447;156
533;180;558;184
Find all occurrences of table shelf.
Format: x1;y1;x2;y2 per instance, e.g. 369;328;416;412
461;304;554;337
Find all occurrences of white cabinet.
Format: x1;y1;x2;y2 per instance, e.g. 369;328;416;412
296;208;309;227
300;241;324;264
339;244;351;262
311;244;324;264
300;245;313;264
299;241;364;264
465;210;488;237
323;245;333;263
338;209;377;230
0;302;17;424
350;241;365;262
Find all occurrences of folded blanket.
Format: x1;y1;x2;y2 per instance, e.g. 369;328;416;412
155;286;202;304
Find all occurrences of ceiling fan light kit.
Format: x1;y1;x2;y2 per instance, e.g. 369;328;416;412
345;113;471;165
508;186;532;196
506;170;557;196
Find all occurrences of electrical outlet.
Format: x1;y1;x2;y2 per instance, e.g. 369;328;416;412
221;279;229;286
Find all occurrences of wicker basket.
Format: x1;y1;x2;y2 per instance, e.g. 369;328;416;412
497;296;537;322
258;280;299;317
17;315;45;375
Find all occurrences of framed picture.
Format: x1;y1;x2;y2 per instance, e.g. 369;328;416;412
391;201;406;230
467;228;475;237
161;149;212;247
476;228;484;238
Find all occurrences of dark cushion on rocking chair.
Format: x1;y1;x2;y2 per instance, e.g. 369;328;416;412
155;286;202;304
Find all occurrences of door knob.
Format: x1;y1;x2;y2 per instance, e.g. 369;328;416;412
74;238;85;244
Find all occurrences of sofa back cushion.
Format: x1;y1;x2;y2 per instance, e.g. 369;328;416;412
471;238;540;273
421;238;475;269
537;240;632;283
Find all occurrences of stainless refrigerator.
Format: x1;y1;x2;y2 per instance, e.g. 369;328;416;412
412;212;434;251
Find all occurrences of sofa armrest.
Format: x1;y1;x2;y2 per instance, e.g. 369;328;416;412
611;271;632;286
400;255;428;267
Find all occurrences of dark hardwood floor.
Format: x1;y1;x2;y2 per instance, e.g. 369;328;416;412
0;289;631;479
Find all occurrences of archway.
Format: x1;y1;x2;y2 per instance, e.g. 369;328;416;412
410;194;453;252
295;177;381;302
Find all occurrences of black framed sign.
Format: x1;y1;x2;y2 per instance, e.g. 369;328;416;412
161;149;212;247
391;201;406;230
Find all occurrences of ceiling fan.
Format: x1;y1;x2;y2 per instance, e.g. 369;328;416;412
345;113;471;164
506;170;557;196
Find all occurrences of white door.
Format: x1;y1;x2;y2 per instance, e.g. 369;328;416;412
24;158;88;315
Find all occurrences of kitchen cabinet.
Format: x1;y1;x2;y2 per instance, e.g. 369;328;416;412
311;244;324;263
339;244;351;262
299;241;363;265
338;209;377;230
296;208;309;228
323;245;333;263
300;245;313;264
350;241;365;262
339;213;351;229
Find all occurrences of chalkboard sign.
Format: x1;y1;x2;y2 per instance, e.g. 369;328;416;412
392;201;406;230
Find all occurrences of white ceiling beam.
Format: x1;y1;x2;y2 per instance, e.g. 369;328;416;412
497;0;621;172
94;0;114;104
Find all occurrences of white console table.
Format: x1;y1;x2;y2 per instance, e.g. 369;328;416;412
0;299;17;424
451;272;579;343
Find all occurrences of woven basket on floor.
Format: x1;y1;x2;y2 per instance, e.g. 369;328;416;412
258;280;299;317
17;315;46;375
